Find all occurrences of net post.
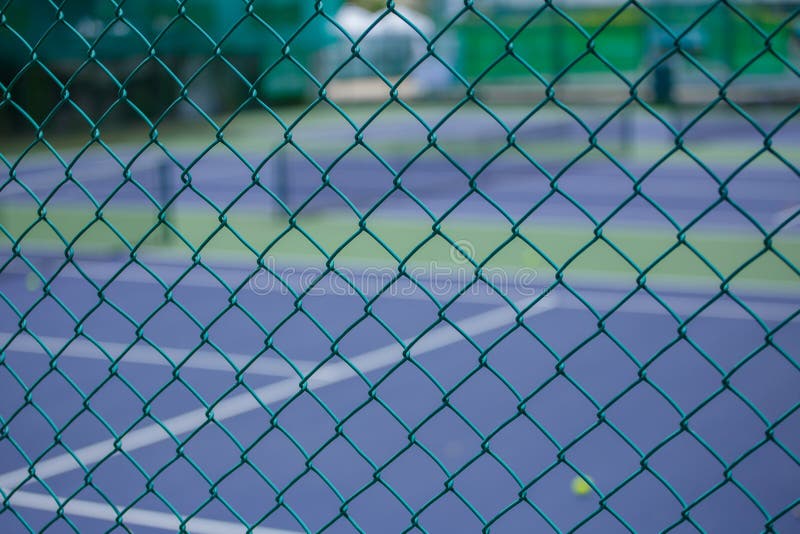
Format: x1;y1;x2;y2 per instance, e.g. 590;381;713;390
620;107;634;156
157;158;173;245
274;148;289;218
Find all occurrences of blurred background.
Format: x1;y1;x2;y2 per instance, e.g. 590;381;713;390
0;0;798;286
2;0;799;115
1;2;799;532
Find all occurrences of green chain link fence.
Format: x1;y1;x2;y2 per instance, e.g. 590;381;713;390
1;0;799;532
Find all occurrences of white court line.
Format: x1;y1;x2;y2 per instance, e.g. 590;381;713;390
6;490;299;534
8;248;800;299
774;204;799;228
0;335;316;378
555;289;797;322
0;295;557;492
6;153;163;184
479;170;795;202
1;258;525;306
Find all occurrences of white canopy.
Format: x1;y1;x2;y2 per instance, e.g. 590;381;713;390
336;5;435;39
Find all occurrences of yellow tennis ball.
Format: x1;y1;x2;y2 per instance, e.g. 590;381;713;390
570;475;593;496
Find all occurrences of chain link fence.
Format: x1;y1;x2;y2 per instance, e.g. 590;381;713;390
1;1;799;532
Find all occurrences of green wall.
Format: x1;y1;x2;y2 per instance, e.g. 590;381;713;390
455;4;796;81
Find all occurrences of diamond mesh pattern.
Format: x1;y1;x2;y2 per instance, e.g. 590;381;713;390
1;1;798;533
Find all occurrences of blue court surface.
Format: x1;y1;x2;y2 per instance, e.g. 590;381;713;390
1;104;799;532
0;251;798;533
6;107;800;231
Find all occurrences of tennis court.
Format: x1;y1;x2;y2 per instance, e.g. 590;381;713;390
2;1;800;532
0;249;797;533
2;102;799;532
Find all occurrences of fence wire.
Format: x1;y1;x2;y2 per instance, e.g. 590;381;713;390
0;1;799;533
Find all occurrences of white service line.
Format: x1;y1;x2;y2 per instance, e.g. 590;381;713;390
3;258;525;305
3;260;255;289
554;289;797;322
7;490;299;534
483;170;795;202
1;334;316;378
774;204;799;228
0;295;557;492
8;153;163;181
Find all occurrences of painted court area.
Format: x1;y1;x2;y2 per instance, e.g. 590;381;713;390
0;252;798;532
1;103;799;532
